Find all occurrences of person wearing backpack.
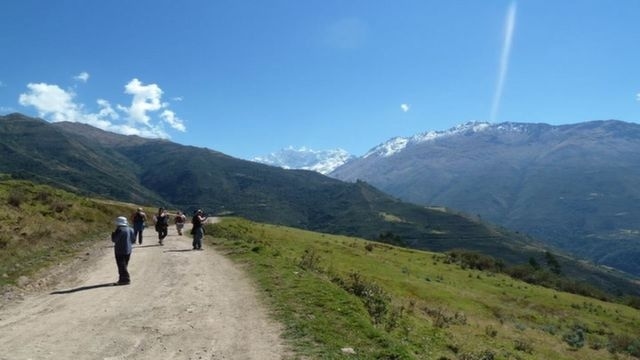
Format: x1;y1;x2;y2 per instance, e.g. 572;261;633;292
154;207;169;245
191;209;207;250
111;216;135;285
131;207;147;245
175;211;186;236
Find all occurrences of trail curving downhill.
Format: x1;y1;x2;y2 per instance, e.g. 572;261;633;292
0;219;288;360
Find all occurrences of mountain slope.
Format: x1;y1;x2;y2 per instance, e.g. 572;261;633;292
2;113;638;296
331;120;640;277
0;113;164;203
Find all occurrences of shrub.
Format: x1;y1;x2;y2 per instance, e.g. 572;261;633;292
348;272;390;324
514;338;534;353
298;248;321;271
562;326;585;349
458;350;495;360
335;271;391;325
608;334;640;357
445;250;500;272
8;189;25;207
485;325;497;337
422;307;466;328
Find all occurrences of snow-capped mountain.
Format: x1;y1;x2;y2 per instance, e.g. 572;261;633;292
253;146;354;174
331;119;640;277
363;121;519;158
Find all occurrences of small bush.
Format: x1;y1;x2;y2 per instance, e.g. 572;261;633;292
337;271;391;325
608;334;640;357
562;326;585;349
458;350;495;360
8;190;25;207
446;250;501;272
514;338;534;353
385;305;404;331
422;307;466;328
298;248;321;271
541;324;558;335
485;325;497;337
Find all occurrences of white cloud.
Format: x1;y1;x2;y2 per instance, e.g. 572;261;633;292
400;103;410;112
18;83;83;122
18;78;185;139
96;99;119;120
637;92;640;101
118;78;164;127
160;109;186;132
0;80;5;87
74;71;90;83
172;96;184;102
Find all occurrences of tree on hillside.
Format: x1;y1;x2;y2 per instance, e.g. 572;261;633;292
545;251;562;275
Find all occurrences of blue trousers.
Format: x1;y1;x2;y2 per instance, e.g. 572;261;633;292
115;253;131;283
192;227;204;249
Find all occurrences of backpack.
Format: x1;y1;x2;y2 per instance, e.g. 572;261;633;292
133;212;144;223
156;214;168;227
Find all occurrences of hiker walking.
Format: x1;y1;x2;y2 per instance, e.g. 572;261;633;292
154;207;169;245
111;216;135;285
191;209;207;250
131;207;147;244
175;211;186;236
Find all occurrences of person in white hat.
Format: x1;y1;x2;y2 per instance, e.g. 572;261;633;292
111;216;135;285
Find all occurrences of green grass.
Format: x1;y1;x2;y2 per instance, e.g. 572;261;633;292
0;179;152;286
1;179;638;359
207;218;640;359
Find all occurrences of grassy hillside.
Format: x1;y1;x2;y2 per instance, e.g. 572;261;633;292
0;178;149;287
0;114;164;204
207;218;640;359
0;179;638;359
2;114;639;298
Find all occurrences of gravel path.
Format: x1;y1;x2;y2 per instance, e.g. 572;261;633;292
0;220;288;360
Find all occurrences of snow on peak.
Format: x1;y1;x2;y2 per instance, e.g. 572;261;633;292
363;137;409;158
253;146;354;174
364;121;525;158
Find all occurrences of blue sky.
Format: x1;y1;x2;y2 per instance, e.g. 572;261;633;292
1;0;639;160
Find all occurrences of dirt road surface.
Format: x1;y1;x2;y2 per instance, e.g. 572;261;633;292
0;220;289;359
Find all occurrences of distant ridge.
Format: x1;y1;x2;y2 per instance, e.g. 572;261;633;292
253;146;354;174
331;120;640;277
2;113;638;296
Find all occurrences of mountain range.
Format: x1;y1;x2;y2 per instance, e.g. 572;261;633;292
330;120;640;277
1;113;638;296
253;146;353;174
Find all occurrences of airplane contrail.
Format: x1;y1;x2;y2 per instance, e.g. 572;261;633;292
490;2;517;123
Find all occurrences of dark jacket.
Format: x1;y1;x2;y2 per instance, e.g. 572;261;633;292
112;226;135;255
192;214;205;229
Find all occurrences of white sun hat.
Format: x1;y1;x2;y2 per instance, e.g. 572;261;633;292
115;216;128;226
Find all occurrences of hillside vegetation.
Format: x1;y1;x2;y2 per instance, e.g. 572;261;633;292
0;179;638;359
2;113;639;298
331;120;640;277
208;218;640;359
0;178;144;287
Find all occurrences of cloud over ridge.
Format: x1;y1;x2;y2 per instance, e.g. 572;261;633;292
18;77;186;139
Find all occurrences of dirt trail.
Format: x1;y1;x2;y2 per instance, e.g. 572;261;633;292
0;220;288;360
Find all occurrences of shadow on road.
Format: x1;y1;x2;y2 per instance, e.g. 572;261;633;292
164;249;194;253
135;244;164;248
50;283;115;294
